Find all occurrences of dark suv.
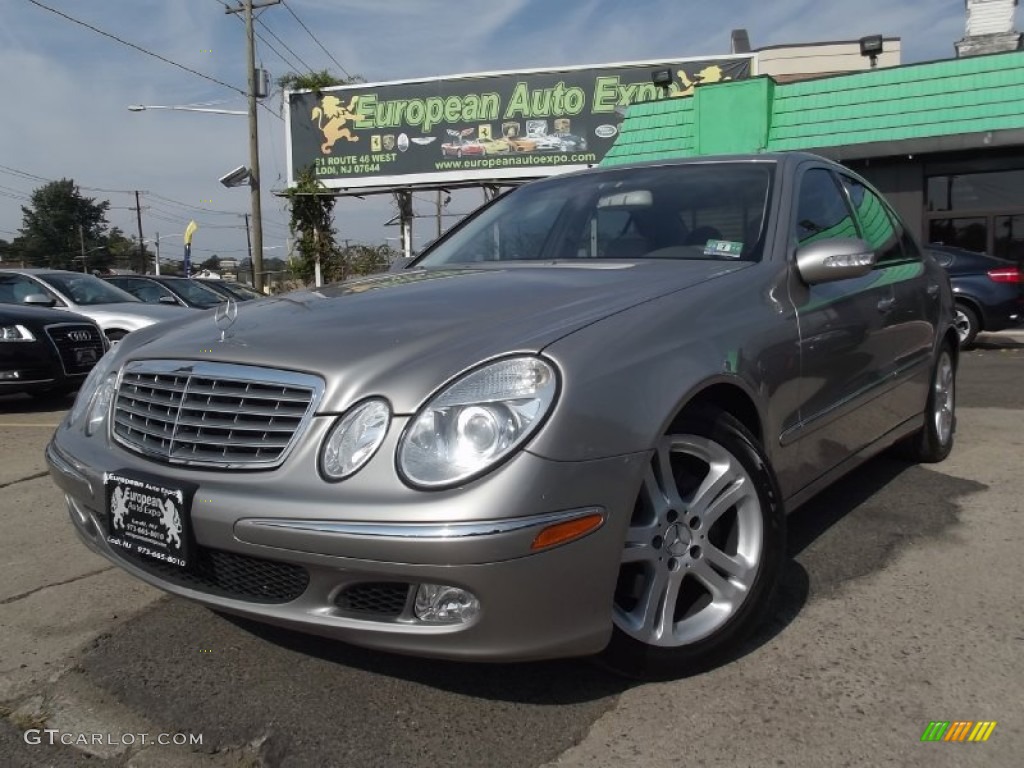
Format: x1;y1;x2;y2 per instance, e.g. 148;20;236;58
0;304;107;399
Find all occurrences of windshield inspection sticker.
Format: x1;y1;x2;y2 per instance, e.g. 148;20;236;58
704;239;744;258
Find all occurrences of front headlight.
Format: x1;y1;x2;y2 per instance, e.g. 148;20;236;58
319;398;391;481
0;325;35;342
398;356;558;489
68;349;119;430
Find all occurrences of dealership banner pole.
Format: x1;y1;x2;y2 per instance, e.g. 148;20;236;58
184;220;198;278
394;191;414;260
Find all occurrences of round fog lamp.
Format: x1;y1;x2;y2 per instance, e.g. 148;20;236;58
414;583;480;624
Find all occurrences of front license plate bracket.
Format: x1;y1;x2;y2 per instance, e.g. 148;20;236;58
104;470;198;569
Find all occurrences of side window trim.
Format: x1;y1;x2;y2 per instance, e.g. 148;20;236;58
839;174;908;268
790;165;859;260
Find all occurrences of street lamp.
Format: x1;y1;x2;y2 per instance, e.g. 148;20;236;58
143;232;187;275
127;98;266;291
127;104;247;116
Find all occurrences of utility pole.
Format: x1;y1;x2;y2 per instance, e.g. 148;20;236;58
244;213;253;269
225;0;278;293
134;190;146;274
78;224;87;273
436;191;442;239
154;232;161;275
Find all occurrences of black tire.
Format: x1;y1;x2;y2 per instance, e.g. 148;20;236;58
900;342;956;464
953;302;980;349
598;409;786;680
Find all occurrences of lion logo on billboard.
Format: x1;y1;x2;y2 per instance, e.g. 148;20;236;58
670;65;732;97
312;95;361;154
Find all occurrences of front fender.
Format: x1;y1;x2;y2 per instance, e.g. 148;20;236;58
527;269;798;468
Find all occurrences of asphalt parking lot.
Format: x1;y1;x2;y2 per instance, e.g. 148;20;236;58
1;335;1021;768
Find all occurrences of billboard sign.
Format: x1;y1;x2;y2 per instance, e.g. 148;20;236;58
286;55;753;190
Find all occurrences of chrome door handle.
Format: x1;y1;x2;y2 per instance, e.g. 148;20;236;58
877;297;896;312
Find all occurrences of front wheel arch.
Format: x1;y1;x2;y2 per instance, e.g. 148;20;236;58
668;381;765;448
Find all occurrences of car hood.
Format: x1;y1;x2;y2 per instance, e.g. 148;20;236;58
119;261;747;413
73;302;194;327
0;303;92;325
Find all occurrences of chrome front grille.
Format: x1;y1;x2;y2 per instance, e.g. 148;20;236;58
112;360;323;469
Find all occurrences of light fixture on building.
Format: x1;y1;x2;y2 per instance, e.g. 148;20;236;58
650;68;673;93
859;35;884;68
218;165;252;188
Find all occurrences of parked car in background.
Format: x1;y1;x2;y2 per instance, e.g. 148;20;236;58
196;279;264;302
103;275;226;310
0;269;193;343
47;153;957;679
1;303;107;400
925;244;1024;348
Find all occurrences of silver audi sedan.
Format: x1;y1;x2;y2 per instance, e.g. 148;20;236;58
46;153;957;678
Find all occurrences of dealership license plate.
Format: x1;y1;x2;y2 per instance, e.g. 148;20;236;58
104;470;196;569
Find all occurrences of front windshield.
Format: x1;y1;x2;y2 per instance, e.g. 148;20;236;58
168;279;225;308
42;273;141;305
418;162;774;266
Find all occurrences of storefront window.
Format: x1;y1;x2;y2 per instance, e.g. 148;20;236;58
926;169;1024;212
994;215;1024;263
928;218;987;252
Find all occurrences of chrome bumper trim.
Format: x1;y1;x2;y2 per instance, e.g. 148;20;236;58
239;507;605;540
45;439;94;496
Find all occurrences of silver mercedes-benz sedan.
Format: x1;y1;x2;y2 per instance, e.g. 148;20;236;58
46;153;957;678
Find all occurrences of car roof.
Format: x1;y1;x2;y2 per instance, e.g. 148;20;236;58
523;151;828;189
0;302;95;324
0;268;84;275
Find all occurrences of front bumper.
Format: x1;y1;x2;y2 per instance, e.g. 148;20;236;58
46;425;647;662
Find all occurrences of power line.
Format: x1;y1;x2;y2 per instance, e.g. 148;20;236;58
255;15;314;72
282;0;350;78
213;0;303;72
146;192;247;217
26;0;247;96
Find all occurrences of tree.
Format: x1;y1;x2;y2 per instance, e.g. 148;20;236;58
17;180;110;269
200;255;222;271
105;227;152;273
277;69;365;95
343;242;398;276
284;167;342;283
279;70;370;285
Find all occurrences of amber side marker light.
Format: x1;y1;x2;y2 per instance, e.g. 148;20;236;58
531;513;605;550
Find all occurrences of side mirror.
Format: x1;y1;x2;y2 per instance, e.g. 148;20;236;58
796;238;876;284
22;293;56;307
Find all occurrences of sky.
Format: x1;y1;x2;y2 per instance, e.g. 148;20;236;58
0;0;988;267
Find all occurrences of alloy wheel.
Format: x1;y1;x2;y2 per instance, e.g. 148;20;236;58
933;350;955;447
613;434;763;648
